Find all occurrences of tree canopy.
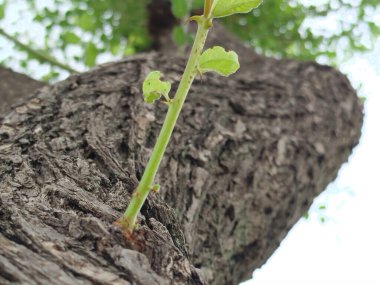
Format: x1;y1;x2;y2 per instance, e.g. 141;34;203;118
0;0;379;81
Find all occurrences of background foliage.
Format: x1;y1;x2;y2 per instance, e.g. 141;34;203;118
0;0;379;81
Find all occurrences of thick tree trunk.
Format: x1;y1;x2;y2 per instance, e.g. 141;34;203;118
0;45;362;285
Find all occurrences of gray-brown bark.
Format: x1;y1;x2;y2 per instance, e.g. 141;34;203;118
0;66;46;117
0;47;362;285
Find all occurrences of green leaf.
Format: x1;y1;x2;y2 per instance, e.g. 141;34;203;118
61;31;81;44
84;42;98;67
192;0;204;9
171;0;189;18
171;26;192;46
318;205;326;210
151;184;160;193
0;2;6;20
198;46;240;76
142;71;171;104
74;13;94;31
41;70;60;82
211;0;262;18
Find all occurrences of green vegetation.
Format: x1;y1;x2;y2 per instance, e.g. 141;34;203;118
0;0;379;81
120;0;259;232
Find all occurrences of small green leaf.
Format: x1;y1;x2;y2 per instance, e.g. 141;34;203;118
61;31;81;44
0;3;5;20
84;42;98;67
192;0;204;9
211;0;262;18
75;13;94;31
171;26;192;46
151;184;160;193
198;46;240;76
143;71;171;104
319;205;326;210
171;0;189;18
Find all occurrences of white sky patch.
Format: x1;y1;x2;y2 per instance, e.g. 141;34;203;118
242;41;380;284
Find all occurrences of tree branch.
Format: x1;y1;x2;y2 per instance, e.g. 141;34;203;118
0;28;79;73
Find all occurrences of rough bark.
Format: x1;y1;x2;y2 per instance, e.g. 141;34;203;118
0;66;46;117
0;46;363;285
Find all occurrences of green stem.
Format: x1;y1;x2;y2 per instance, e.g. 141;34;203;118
0;28;78;73
204;0;212;18
121;16;212;231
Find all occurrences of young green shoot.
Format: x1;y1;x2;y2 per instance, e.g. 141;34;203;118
118;0;262;232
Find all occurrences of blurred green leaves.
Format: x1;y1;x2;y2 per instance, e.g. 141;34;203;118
60;31;80;45
222;0;380;61
74;13;95;31
0;1;6;20
84;42;98;67
23;0;151;69
1;0;380;80
171;26;192;46
171;0;189;18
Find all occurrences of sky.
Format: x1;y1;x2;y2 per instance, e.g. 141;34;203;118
242;41;380;284
1;1;380;284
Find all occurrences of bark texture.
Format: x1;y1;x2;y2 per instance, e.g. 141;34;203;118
0;49;362;285
0;66;46;117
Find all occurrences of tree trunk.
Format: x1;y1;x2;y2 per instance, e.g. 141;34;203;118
0;67;46;117
0;43;362;284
